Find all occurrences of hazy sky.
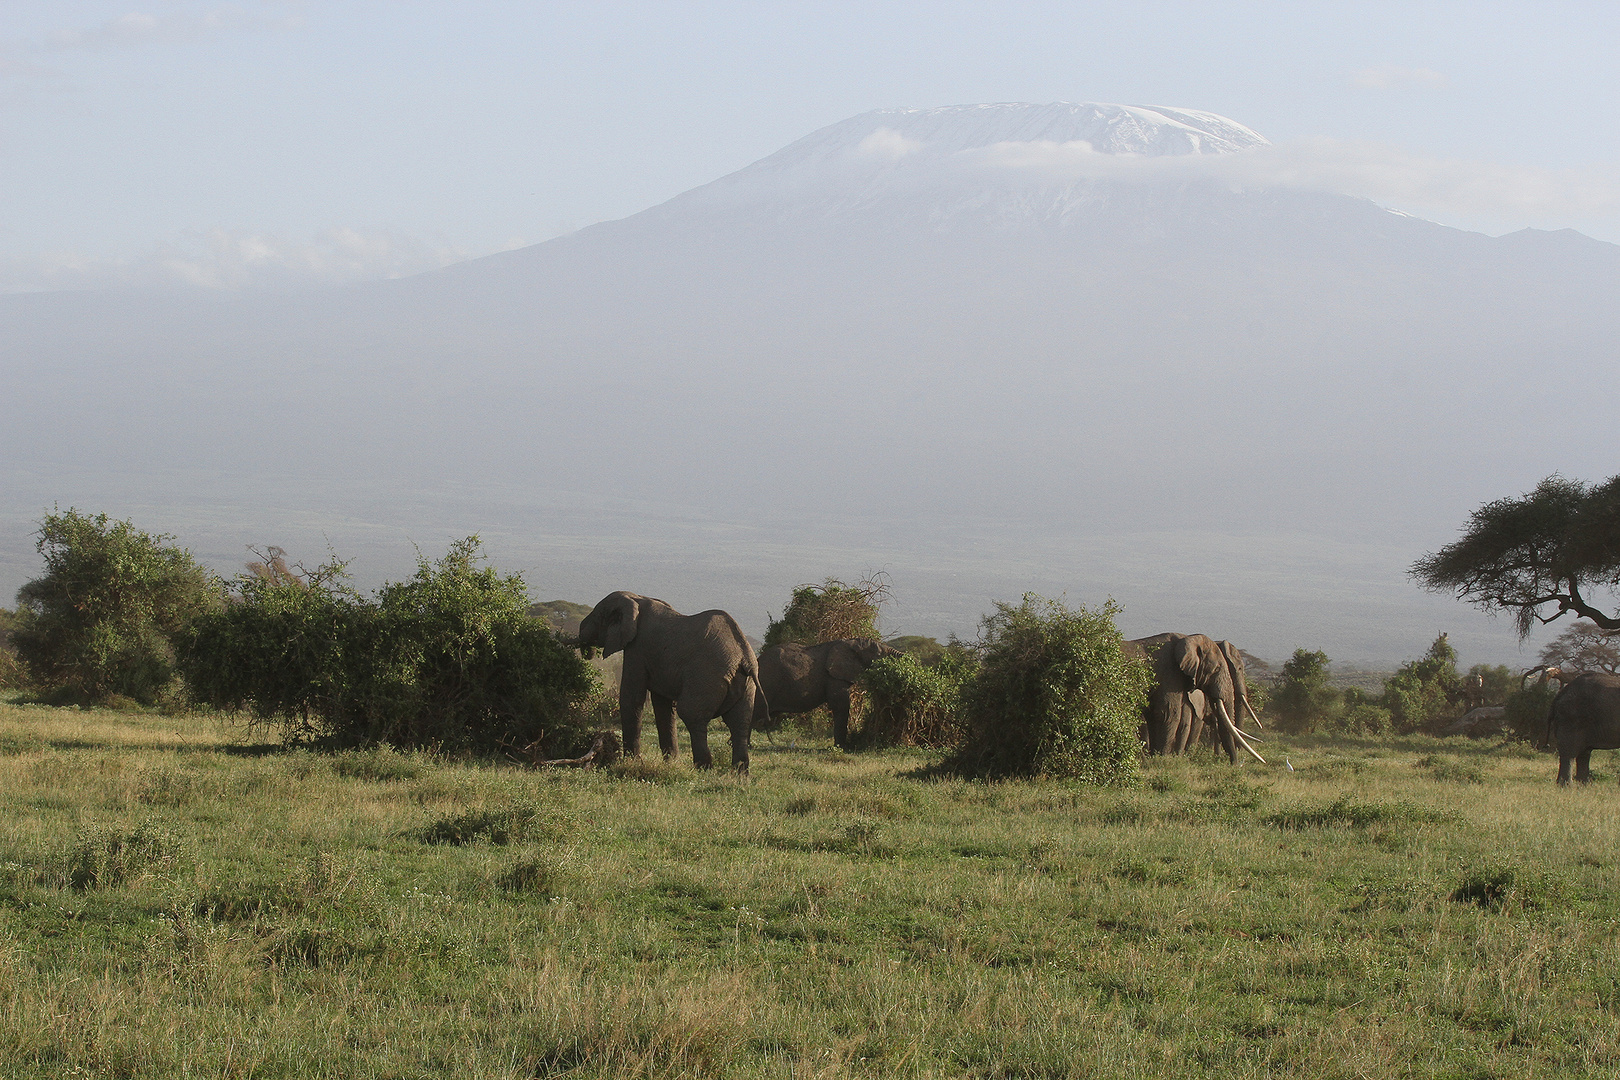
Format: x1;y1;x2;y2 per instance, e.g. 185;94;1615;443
4;1;1619;289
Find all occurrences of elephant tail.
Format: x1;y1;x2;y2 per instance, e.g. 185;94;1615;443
750;668;770;730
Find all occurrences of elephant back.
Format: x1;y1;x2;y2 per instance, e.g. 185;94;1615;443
756;643;830;718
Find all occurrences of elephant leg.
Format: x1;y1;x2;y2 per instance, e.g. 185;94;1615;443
1170;710;1193;755
1558;754;1574;786
620;672;648;758
651;694;678;761
721;682;754;774
827;682;853;749
685;718;714;770
1576;750;1593;784
1186;716;1206;751
1145;715;1167;755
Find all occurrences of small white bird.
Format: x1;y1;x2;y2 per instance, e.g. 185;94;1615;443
1286;759;1294;771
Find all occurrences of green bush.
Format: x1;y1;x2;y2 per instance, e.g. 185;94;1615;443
1504;682;1558;744
1451;863;1569;913
885;635;946;666
1465;663;1515;706
416;800;569;846
1263;796;1458;830
179;537;599;754
856;651;973;748
765;576;887;646
1338;688;1392;734
1383;633;1461;733
948;595;1148;784
1270;649;1342;733
11;510;221;704
0;606;24;690
1416;754;1487;784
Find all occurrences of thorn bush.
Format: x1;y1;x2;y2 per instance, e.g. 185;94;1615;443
947;594;1148;784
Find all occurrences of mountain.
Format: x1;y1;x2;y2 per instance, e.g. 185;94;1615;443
4;102;1617;664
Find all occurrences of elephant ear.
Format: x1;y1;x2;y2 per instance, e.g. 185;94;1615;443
601;592;640;657
827;642;866;684
1175;635;1222;685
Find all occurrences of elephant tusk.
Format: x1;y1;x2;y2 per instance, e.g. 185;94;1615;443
1218;701;1266;764
1242;695;1264;730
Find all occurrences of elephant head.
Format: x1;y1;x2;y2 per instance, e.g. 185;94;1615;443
1216;640;1262;730
576;591;639;660
828;638;901;683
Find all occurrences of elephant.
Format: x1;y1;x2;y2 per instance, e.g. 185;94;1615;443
752;638;902;749
1540;672;1620;785
1185;641;1259;752
575;591;765;773
1127;633;1263;764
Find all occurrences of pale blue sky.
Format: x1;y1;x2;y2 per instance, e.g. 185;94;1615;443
4;1;1618;287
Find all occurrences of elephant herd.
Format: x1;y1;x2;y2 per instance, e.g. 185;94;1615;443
571;590;1266;775
1125;633;1266;766
571;590;903;772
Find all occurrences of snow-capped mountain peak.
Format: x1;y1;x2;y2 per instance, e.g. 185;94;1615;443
755;102;1269;171
657;102;1270;223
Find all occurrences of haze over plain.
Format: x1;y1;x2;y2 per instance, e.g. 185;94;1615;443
4;3;1619;666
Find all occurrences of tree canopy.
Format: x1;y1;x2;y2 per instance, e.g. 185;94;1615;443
1538;619;1620;676
12;509;220;703
1271;648;1340;733
1411;475;1620;638
179;537;599;753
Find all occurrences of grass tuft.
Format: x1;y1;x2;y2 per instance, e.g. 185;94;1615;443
415;799;567;846
1416;754;1488;784
497;853;566;895
332;745;425;781
1299;758;1370;779
1263;795;1459;830
67;820;187;890
1451;864;1570;913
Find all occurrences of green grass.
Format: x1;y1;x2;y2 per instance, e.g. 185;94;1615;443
1;704;1619;1077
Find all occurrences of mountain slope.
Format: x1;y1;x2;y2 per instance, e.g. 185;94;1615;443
3;103;1616;663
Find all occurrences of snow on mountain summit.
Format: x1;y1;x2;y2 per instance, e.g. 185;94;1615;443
757;102;1270;170
656;102;1271;224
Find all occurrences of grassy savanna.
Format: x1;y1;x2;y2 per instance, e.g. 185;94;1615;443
2;702;1620;1078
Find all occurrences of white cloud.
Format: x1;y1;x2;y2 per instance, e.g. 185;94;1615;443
960;137;1620;221
0;227;470;293
1351;65;1448;90
857;126;924;162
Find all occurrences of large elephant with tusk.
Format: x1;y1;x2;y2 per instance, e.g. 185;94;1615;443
1127;633;1264;764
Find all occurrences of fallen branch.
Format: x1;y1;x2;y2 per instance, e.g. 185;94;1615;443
503;729;622;769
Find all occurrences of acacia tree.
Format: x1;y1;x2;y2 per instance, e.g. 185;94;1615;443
1538;620;1620;675
1411;475;1620;637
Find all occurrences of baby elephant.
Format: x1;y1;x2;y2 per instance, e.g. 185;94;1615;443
753;638;901;749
